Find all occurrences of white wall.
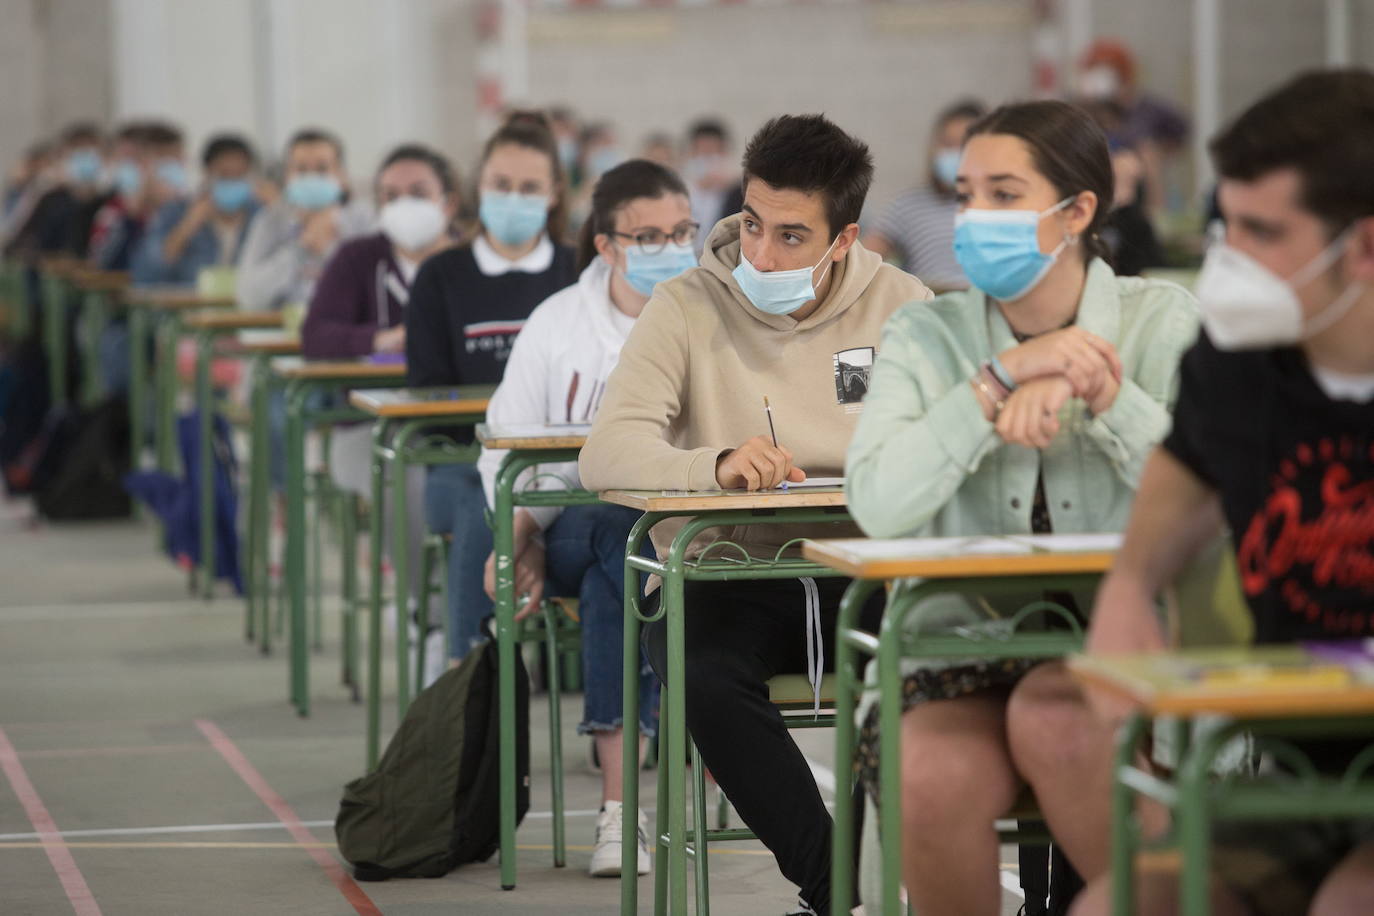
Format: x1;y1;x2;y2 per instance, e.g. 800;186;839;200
4;0;1374;218
521;2;1035;214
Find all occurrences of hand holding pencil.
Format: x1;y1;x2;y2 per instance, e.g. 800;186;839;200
712;396;808;491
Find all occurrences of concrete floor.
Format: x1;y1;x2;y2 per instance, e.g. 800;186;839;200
0;499;1027;915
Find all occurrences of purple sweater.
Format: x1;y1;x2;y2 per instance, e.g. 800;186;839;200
301;233;411;359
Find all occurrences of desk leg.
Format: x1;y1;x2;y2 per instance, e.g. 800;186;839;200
81;290;108;406
662;556;689;914
154;314;179;473
492;455;520;891
128;306;148;473
876;582;917;916
391;424;417;716
196;330;216;600
831;577;880;916
1111;714;1149;916
286;380;309;716
366;420;390;769
621;512;659;912
244;354;266;646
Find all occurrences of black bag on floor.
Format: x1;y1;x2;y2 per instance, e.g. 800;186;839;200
335;623;530;881
33;394;131;520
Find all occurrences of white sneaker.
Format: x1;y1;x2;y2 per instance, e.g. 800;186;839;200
588;800;649;877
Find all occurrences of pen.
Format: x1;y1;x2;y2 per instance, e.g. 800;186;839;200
764;396;787;490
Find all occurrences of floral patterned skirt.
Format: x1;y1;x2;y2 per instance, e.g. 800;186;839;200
854;657;1044;806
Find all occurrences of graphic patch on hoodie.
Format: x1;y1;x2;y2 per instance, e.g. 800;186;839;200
833;346;874;407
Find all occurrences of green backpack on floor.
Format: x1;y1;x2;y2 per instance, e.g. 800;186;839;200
335;627;530;881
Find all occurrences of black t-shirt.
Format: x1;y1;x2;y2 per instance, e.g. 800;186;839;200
404;241;576;442
1163;332;1374;643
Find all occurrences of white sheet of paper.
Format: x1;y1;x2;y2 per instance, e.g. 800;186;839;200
775;477;845;489
483;423;593;439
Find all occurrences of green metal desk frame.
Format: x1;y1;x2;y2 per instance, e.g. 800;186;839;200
618;506;855;915
363;411;488;756
831;573;1099;916
485;447;599;890
283;372;401;716
1110;712;1374;915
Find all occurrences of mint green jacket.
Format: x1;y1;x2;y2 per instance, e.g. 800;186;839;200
847;259;1199;541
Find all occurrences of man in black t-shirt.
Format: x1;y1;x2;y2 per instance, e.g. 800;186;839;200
1016;70;1374;916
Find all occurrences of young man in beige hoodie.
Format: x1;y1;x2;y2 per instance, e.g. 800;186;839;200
579;114;932;916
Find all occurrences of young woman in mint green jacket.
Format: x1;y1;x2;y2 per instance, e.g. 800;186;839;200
845;100;1198;914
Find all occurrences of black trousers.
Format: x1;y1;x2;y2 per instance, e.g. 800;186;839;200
643;577;884;916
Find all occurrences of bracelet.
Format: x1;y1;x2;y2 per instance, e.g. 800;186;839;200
988;354;1018;392
980;364;1011;402
973;374;1005;419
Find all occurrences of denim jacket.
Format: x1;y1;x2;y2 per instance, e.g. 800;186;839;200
847;258;1199;543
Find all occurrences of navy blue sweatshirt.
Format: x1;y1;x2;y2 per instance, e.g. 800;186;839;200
405;241;576;390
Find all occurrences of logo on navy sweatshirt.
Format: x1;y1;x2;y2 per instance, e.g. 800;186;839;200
463;319;526;362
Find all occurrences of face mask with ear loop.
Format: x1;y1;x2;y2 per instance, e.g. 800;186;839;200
1195;223;1366;350
953;197;1077;302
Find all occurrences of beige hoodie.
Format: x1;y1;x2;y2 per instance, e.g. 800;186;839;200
579;213;933;562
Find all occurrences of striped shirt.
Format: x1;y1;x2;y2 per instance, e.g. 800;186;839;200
869;186;967;292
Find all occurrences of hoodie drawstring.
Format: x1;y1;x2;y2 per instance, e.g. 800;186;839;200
800;576;823;718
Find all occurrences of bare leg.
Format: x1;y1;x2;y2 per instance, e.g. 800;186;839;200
901;693;1021;916
597;729;647;804
1071;869;1252;916
1007;662;1119;879
1310;840;1374;916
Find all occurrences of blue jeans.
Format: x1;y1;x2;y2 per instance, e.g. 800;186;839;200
424;463;492;658
544;503;659;738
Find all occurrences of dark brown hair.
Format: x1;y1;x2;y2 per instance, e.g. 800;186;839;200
576;159;689;271
478;110;568;244
1211;68;1374;237
742;114;873;238
965;100;1115;264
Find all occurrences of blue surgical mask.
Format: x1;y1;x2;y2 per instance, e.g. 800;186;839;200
953;197;1075;302
66;149;103;185
285;173;343;211
622;241;697;297
933;148;961;188
113;161;142;198
211;178;254;213
479;190;550;247
156;159;189;194
732;235;841;316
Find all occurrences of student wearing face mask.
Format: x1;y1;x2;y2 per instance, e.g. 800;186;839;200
87;121;188;273
862;99;985;292
579;114;931;916
5;122;107;263
298;144;462;681
131;134;264;285
474;159;693;878
843;100;1197;915
1026;69;1374;916
682;118;743;255
406;112;577;665
236;128;373;312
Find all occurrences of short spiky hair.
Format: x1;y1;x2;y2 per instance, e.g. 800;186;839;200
742;114;873;237
1211;69;1374;236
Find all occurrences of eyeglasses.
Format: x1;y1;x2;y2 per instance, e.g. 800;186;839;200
610;222;700;255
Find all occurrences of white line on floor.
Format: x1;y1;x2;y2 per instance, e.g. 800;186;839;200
0;809;610;842
999;869;1026;899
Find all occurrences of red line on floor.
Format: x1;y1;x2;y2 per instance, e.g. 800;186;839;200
20;743;208;760
0;725;102;916
193;719;381;916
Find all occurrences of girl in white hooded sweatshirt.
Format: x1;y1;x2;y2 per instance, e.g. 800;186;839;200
475;159;698;879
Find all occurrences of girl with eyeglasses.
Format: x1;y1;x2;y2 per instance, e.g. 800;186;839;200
475;158;697;879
